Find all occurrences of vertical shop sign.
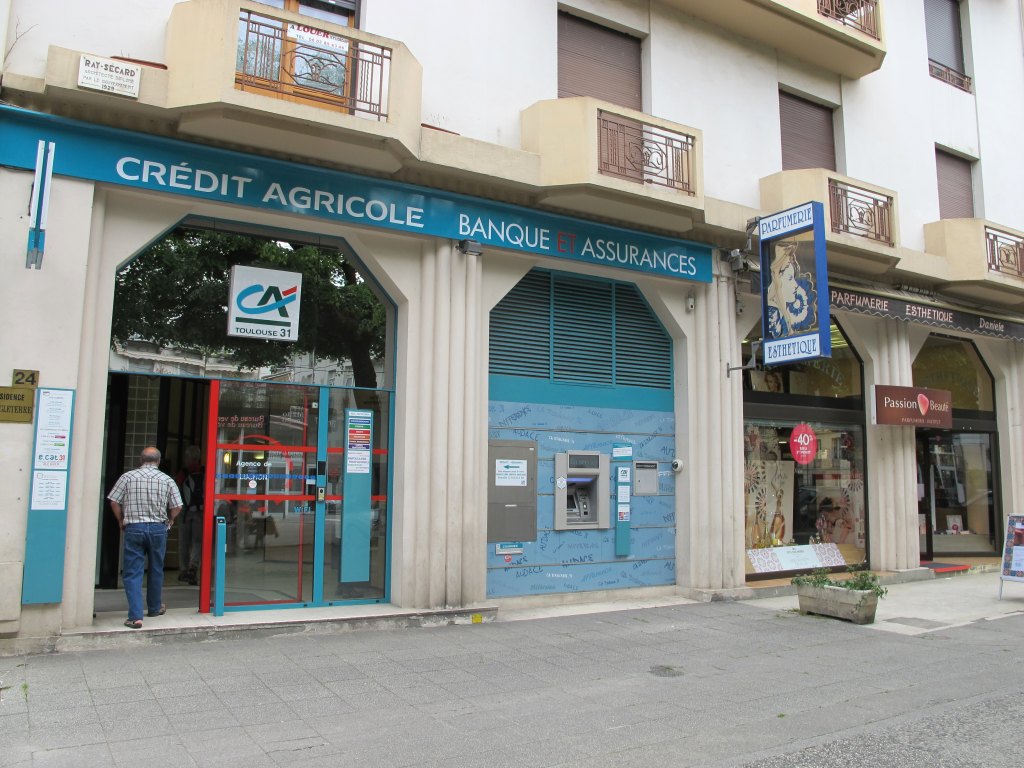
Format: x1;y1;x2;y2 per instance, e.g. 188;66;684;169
23;388;76;604
341;409;373;582
759;202;830;365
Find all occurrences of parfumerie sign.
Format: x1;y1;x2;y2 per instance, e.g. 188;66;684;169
77;55;142;99
874;385;952;428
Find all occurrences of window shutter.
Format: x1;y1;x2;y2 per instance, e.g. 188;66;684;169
614;284;672;388
553;278;614;385
489;270;551;378
779;91;836;172
490;270;671;390
924;0;965;73
936;149;974;219
558;12;642;111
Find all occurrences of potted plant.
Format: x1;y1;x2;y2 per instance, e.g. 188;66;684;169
791;565;887;625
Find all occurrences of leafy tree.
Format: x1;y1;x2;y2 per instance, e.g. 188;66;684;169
111;228;385;389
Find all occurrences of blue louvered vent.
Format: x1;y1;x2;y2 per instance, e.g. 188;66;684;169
553;277;613;384
615;283;672;388
489;270;552;378
490;269;671;389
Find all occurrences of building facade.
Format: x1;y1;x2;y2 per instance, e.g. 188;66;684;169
1;0;1023;641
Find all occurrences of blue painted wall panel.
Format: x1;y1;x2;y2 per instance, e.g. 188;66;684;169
487;399;676;598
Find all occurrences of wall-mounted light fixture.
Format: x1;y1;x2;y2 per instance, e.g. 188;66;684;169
457;239;483;256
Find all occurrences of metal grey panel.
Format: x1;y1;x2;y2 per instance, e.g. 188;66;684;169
487;440;538;543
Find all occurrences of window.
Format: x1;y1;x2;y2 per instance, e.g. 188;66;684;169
935;149;974;219
913;335;993;413
235;0;391;118
490;270;672;389
924;0;971;91
779;91;836;171
557;12;641;110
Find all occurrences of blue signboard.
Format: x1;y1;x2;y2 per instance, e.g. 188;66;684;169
0;106;713;282
758;202;830;365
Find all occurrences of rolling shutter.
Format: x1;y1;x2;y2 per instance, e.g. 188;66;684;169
924;0;965;73
558;11;642;110
553;278;614;385
936;149;974;219
779;91;836;172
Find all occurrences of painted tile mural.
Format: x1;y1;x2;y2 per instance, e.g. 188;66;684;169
487;400;676;597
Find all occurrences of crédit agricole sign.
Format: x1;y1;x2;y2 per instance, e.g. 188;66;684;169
0;106;713;283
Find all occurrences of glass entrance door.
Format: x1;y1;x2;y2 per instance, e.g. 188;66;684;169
918;430;999;560
201;379;390;611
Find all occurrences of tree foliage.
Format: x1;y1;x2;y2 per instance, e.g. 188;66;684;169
111;229;386;387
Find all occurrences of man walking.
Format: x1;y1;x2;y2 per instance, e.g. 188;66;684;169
108;447;182;629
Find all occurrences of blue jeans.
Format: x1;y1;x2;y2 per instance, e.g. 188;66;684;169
123;522;168;620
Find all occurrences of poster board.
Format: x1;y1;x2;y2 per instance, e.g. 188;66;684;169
998;514;1024;599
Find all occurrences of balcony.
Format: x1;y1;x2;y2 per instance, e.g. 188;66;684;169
915;220;1024;309
165;0;422;172
760;169;899;275
522;98;704;233
662;0;885;78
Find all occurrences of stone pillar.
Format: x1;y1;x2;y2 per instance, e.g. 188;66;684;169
841;314;920;572
678;274;748;592
390;239;487;609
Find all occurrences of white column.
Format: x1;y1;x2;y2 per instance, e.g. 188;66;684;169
684;275;747;591
390;239;487;609
842;314;920;572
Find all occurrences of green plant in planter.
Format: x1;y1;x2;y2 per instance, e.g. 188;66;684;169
791;565;887;599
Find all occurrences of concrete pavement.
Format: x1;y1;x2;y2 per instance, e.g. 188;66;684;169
0;569;1021;767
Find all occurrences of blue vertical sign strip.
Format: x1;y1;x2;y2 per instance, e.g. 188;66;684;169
22;388;76;604
341;409;373;582
313;387;329;603
613;443;632;557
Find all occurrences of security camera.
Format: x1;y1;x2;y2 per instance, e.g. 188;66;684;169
735;302;745;316
671;459;683;473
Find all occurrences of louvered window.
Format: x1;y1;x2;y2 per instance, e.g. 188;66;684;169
490;270;671;389
558;12;642;110
936;149;974;219
925;0;966;74
779;91;836;171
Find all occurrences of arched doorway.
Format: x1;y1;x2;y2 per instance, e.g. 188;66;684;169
96;223;394;614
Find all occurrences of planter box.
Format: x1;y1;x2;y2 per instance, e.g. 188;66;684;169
795;583;878;625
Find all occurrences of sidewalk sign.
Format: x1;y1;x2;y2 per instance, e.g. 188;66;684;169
998;514;1024;599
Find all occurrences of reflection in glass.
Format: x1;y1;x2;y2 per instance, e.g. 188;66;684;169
913;335;994;412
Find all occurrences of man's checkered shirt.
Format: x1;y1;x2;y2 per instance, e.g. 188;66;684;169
107;465;183;524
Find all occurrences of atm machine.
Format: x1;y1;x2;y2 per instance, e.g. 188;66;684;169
555;451;610;530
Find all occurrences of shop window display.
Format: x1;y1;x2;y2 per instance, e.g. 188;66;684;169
744;420;866;575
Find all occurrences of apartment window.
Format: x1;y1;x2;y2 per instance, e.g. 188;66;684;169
935;149;974;219
263;0;357;26
779;91;836;171
924;0;971;91
558;12;641;110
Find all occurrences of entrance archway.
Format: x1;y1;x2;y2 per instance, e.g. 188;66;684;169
96;223;394;615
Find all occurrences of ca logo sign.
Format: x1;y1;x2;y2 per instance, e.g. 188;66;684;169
236;284;298;317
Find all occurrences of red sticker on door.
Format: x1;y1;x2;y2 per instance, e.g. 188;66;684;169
789;423;818;465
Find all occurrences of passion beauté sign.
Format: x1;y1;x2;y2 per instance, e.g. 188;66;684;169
0;106;712;283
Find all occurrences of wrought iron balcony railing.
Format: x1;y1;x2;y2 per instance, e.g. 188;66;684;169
828;179;893;245
597;111;696;194
236;9;391;119
987;227;1024;278
928;60;972;92
817;0;880;40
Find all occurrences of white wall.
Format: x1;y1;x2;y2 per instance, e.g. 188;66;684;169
362;0;557;146
5;0;179;78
